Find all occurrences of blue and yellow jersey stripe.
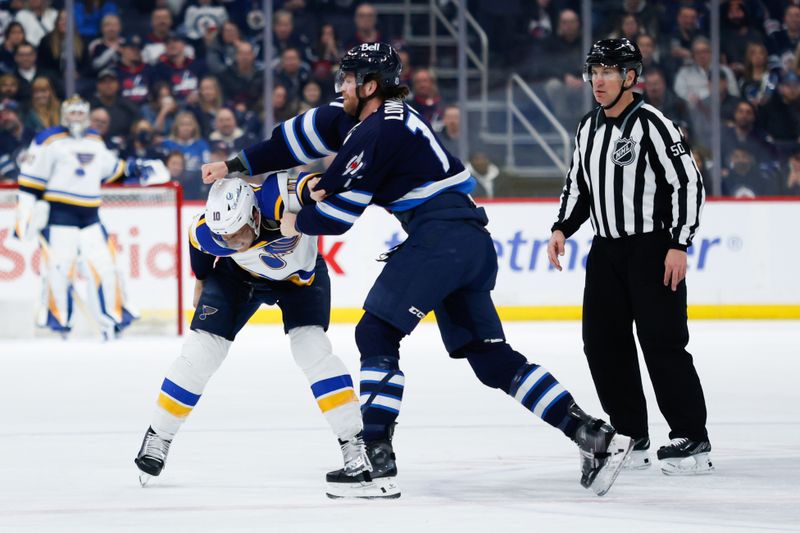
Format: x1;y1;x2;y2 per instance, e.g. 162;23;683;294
254;177;284;221
40;132;68;145
102;159;126;184
18;173;48;191
42;189;102;207
33;125;68;146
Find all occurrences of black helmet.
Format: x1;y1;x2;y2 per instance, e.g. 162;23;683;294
335;42;402;92
583;38;643;82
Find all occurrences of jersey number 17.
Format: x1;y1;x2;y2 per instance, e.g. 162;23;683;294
406;113;450;172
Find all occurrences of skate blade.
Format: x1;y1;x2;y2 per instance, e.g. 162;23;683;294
325;476;401;499
590;434;633;496
660;453;714;476
623;450;652;471
138;472;152;487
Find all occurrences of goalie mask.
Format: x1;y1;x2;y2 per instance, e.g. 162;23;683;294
205;178;261;240
61;95;91;138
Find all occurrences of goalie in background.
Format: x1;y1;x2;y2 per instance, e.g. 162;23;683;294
13;96;170;339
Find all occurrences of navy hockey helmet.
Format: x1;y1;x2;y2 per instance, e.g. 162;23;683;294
583;38;643;82
335;42;402;93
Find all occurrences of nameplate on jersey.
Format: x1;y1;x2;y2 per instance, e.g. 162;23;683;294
611;137;637;166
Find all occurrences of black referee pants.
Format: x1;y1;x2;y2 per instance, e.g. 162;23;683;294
582;230;709;443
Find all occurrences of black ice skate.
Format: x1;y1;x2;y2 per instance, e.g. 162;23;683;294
657;438;713;475
623;437;652;470
134;426;171;487
570;404;633;496
325;439;400;499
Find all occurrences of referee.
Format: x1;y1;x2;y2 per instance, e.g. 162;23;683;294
547;38;713;476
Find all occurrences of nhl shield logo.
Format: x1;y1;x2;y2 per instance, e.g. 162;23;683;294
611;137;637;166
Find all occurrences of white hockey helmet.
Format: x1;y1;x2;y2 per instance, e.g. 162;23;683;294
205;178;261;237
61;95;90;138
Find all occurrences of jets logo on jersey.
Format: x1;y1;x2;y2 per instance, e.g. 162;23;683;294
343;151;365;177
198;305;218;320
76;153;95;166
611;138;637;166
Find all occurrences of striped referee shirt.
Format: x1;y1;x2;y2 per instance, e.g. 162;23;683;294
552;93;705;250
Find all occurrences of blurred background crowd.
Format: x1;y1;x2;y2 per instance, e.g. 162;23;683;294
1;0;800;199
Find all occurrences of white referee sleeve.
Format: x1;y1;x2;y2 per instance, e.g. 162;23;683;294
553;128;591;237
647;115;705;248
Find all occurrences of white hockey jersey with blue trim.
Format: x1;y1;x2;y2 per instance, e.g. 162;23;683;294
18;126;124;207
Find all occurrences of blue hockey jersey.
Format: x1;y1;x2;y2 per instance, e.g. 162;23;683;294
240;98;475;235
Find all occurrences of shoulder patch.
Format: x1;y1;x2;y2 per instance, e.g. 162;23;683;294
668;141;688;158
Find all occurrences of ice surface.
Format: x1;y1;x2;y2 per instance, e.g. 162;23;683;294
1;321;798;532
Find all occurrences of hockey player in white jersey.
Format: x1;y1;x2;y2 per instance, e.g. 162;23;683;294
14;95;169;339
134;175;370;489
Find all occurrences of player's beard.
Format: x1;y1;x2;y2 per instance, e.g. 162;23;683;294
342;93;358;117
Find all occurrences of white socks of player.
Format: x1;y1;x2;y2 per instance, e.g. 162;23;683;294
289;326;363;441
150;330;231;439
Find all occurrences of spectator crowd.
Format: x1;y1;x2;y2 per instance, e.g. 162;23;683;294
1;0;800;198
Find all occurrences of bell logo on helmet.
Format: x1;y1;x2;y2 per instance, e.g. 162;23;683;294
226;192;233;200
362;43;380;51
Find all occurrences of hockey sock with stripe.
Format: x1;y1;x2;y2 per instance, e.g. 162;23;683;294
151;330;231;439
509;363;581;439
359;355;404;442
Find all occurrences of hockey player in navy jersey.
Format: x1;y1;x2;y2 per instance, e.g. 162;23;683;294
201;43;633;499
134;174;370;488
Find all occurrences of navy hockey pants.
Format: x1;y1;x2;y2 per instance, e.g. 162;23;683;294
191;255;331;341
363;217;506;355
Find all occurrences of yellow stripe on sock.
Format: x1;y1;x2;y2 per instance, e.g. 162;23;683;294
317;389;357;413
157;393;193;418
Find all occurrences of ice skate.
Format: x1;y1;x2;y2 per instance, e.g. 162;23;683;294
657;438;713;475
570;404;633;496
339;432;372;476
134;426;171;487
623;437;652;470
326;439;400;499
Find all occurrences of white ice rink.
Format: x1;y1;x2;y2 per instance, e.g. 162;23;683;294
1;321;798;533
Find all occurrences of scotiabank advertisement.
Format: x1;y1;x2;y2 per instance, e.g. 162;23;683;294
1;199;799;327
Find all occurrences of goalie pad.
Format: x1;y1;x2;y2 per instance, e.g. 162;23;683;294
14;190;49;241
78;223;138;334
289;325;363;440
36;225;80;332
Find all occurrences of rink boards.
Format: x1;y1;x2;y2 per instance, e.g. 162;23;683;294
1;198;798;324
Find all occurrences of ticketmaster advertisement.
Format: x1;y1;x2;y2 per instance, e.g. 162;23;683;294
1;200;798;328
